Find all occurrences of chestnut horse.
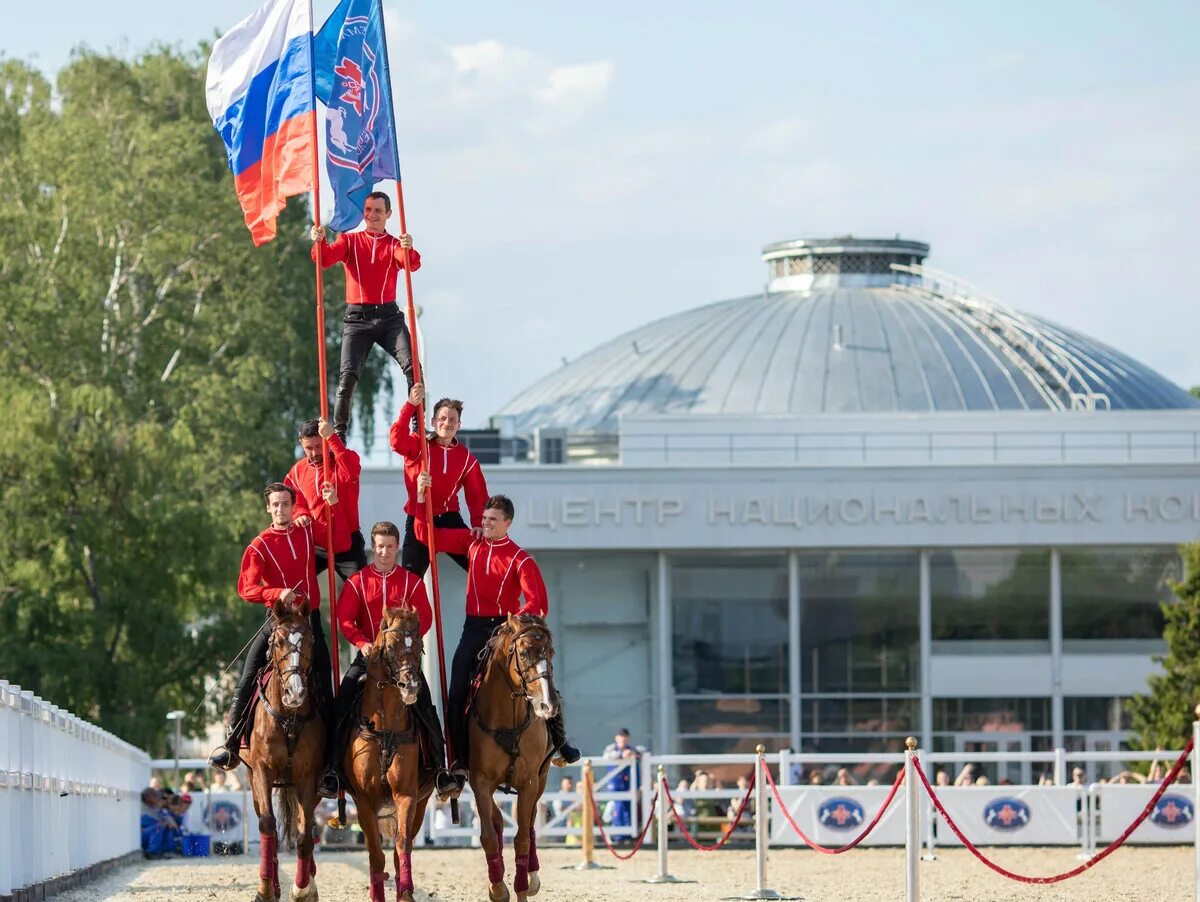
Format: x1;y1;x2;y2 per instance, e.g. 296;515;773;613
244;604;326;902
470;614;559;902
343;605;435;902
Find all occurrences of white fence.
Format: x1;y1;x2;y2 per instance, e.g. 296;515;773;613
0;679;151;896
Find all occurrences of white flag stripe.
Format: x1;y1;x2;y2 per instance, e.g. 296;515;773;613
205;0;310;123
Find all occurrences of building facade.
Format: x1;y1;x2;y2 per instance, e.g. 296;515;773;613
362;237;1200;779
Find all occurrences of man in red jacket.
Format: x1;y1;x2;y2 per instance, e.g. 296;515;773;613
389;383;488;575
209;483;339;797
333;520;456;798
310;191;422;440
285;417;366;580
414;487;580;796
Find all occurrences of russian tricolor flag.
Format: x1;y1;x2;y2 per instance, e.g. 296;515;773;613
206;0;316;245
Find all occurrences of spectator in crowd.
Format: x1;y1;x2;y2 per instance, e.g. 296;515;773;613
725;775;754;833
183;770;207;792
149;776;162;791
808;768;824;785
1113;770;1147;784
866;778;881;787
673;779;696;822
934;770;950;787
140;788;180;858
1070;767;1087;787
834;768;857;786
974;775;990;787
602;728;646;829
954;764;976;786
210;770;228;791
690;770;724;820
1037;771;1054;786
1147;747;1167;783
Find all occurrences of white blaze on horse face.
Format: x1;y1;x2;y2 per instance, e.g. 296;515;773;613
405;636;412;649
531;658;556;719
284;631;304;707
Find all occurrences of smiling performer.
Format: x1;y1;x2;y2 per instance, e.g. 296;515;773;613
334;520;456;798
209;483;339;797
310;191;422;441
414;486;580;796
389;383;488;576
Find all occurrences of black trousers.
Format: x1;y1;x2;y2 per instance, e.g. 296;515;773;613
401;513;469;576
335;303;414;435
335;651;446;768
446;616;506;767
230;610;335;757
315;529;368;581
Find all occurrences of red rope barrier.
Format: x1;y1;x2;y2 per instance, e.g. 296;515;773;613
586;782;659;861
914;738;1195;885
763;759;905;854
661;774;757;852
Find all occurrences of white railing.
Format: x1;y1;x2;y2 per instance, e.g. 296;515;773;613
0;679;151;896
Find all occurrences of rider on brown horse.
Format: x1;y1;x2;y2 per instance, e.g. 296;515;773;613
209;482;339;798
334;520;457;798
413;486;580;797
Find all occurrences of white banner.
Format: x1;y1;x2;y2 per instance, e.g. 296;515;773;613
769;785;915;847
933;787;1080;846
1095;785;1196;844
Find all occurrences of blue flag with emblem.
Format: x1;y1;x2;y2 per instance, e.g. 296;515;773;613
313;0;400;231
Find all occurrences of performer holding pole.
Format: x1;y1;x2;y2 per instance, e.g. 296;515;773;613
311;0;459;801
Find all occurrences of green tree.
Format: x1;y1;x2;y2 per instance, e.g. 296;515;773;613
0;49;387;753
1126;543;1200;748
1190;386;1200;400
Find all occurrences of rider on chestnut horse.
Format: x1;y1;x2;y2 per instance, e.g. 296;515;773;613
334;520;457;798
413;486;580;797
209;482;339;797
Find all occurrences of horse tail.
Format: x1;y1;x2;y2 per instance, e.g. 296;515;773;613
275;785;300;848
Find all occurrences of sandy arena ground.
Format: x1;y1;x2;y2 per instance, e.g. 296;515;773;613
48;845;1192;902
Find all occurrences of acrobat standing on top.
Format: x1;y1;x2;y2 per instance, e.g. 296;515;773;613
310;190;421;440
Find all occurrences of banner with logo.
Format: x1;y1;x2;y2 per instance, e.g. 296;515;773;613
1095;785;1195;844
769;786;917;846
933;787;1080;846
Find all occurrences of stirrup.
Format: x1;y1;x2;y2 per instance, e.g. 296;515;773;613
209;744;242;772
434;770;460;803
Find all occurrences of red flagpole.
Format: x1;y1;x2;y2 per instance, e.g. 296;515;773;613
394;178;455;771
306;0;341;762
373;0;456;778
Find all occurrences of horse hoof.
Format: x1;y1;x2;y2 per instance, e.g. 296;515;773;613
399;893;415;902
290;881;318;902
488;882;510;902
526;872;541;897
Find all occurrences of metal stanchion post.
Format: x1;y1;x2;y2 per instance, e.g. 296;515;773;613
905;737;920;902
726;746;796;900
644;764;681;884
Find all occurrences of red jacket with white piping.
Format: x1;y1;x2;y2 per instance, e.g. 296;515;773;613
389;401;488;527
311;231;421;305
414;519;547;618
238;523;321;610
284;434;361;554
336;564;432;652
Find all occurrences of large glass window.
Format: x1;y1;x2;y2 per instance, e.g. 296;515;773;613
1061;547;1181;640
798;551;919;692
933;697;1051;734
671;554;788;695
931;549;1049;642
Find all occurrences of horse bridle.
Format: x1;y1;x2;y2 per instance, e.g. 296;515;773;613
502;619;554;703
268;615;313;692
376;620;424;695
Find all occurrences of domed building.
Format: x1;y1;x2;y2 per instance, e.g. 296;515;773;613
362;237;1200;783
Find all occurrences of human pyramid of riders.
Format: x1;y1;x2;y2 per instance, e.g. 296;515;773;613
207;191;581;816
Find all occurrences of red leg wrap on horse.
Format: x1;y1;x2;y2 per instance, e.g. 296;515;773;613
486;849;505;885
528;826;540;872
258;834;277;882
395;851;414;895
514;855;529;893
294;854;312;889
368;871;388;902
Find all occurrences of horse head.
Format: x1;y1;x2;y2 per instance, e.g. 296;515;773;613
501;613;557;720
269;604;314;710
375;604;424;706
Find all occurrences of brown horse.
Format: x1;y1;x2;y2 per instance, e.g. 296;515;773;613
469;614;558;902
244;604;326;902
343;605;435;902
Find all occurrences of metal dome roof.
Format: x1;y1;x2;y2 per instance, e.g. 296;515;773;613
495;239;1199;435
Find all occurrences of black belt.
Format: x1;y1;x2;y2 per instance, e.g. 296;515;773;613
346;302;400;319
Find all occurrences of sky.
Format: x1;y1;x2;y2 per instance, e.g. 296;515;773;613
5;1;1200;433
